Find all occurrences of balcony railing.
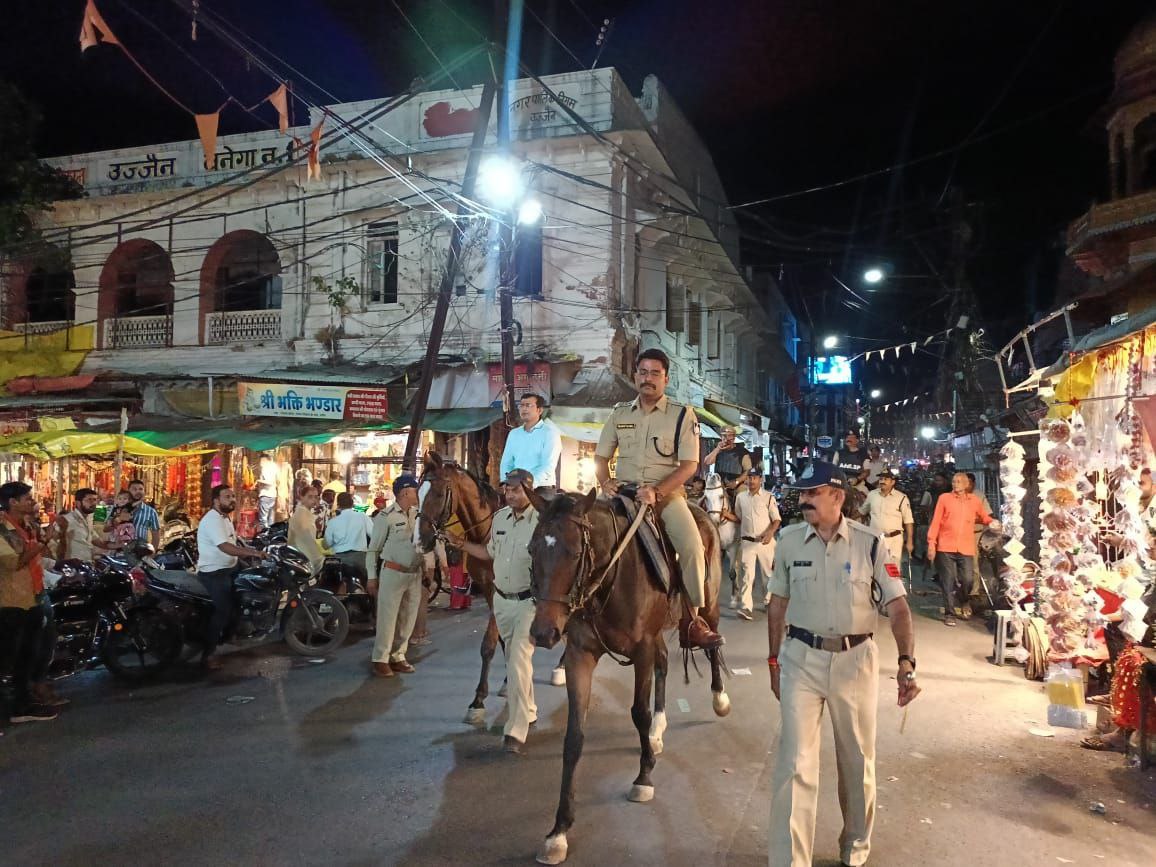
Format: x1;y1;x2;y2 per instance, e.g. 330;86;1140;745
11;320;71;336
103;315;172;349
205;309;282;345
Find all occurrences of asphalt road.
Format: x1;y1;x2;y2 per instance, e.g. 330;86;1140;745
2;576;1154;866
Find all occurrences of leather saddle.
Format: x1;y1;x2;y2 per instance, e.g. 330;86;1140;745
612;485;675;594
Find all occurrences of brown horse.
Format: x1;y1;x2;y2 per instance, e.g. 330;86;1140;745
526;488;730;866
417;452;503;724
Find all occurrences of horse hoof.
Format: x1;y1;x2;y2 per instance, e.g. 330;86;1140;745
649;737;664;755
464;707;486;725
712;691;732;717
536;833;568;865
628;784;655;803
551;667;566;687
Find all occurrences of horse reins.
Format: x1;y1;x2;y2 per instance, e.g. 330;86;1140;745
420;470;496;542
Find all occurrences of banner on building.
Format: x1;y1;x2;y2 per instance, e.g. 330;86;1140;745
238;382;389;421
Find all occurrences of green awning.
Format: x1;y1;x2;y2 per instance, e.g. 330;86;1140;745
695;406;729;430
421;407;502;433
130;421;401;450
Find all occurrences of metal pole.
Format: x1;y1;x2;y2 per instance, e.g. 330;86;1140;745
401;79;498;473
497;0;521;429
113;406;128;493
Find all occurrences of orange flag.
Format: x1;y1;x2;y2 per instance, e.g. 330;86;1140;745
195;112;220;170
79;0;120;52
266;84;290;134
307;120;323;180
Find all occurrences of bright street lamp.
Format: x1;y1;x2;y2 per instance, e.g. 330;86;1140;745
920;426;936;440
517;199;544;225
869;389;882;399
822;335;838;350
477;156;523;208
863;267;885;284
856;416;865;424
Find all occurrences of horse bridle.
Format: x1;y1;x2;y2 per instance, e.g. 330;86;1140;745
419;469;495;543
532;514;599;612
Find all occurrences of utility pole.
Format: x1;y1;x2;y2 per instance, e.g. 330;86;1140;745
402;79;497;473
496;0;522;429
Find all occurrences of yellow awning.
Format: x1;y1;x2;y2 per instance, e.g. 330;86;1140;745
0;431;215;460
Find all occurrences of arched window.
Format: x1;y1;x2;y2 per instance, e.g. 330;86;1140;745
1134;114;1156;194
200;231;283;344
98;239;175;348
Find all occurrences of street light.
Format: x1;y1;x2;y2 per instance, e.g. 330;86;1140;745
822;335;838;350
920;426;936;440
863;267;885;284
517;199;544;225
477;156;523;208
856;416;865;425
870;389;882;399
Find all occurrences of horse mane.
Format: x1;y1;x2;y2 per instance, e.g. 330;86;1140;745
461;464;499;505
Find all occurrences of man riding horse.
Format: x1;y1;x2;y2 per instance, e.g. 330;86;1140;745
594;348;724;651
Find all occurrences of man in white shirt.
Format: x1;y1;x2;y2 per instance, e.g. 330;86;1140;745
256;453;278;528
290;484;326;576
324;491;374;585
55;487;111;563
859;469;915;563
196;485;260;670
862;446;887;491
733;468;782;620
500;393;563;492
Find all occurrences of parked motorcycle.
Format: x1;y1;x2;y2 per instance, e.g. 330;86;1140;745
155;530;198;571
255;520;373;623
143;542;350;657
158;496;193;548
47;556;183;683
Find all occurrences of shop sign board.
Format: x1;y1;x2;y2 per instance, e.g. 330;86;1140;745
238;383;389;421
816;435;833;449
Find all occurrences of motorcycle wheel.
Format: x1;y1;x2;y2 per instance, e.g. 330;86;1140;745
102;607;184;682
284;595;350;656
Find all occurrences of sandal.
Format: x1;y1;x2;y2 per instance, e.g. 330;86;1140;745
943;616;957;627
1080;734;1123;752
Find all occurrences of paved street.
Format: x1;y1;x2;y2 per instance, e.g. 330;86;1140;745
2;578;1154;866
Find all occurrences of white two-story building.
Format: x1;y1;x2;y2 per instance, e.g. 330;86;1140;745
5;68;801;504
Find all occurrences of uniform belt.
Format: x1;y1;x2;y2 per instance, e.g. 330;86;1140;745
884;530;903;538
382;560;421;574
787;625;872;652
741;535;763;543
494;586;534;601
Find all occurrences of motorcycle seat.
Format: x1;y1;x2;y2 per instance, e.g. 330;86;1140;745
150;569;211;599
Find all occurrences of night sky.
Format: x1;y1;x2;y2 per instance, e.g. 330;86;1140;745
2;1;1152;372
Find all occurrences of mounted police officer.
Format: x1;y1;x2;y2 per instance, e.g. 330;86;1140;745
594;348;723;650
704;425;753;503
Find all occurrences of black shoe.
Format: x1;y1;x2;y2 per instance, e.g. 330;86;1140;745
11;705;58;723
503;735;524;754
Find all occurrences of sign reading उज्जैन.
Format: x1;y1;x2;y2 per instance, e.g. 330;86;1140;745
238;383;389;421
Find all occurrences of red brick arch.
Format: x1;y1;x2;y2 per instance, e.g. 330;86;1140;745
97;239;175;346
198;230;282;344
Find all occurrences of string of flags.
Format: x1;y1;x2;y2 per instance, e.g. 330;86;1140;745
877;392;930;412
853;328;953;363
78;0;322;179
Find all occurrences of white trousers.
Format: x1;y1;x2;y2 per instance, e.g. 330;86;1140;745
769;637;878;867
736;539;775;613
494;595;538;743
371;567;422;663
880;533;903;564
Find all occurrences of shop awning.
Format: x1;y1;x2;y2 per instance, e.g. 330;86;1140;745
125;419;401;450
0;431;214;460
1041;302;1156;379
420;407;503;433
695;405;729;430
704;398;762;429
553;420;604;443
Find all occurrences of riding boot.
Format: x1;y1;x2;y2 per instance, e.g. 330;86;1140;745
678;604;724;650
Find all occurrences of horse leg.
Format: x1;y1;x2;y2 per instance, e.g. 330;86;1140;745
465;612;500;725
536;647;596;865
649;641;668;755
709;645;731;717
629;641;657;803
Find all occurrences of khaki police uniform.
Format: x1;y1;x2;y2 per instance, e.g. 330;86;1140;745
733;487;781;614
768;517;906;867
367;503;424;664
488;504;540;743
859;487;913;562
595;395;705;606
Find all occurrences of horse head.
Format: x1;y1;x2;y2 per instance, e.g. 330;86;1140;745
418;451;498;551
702;473;726;517
527;487;598;649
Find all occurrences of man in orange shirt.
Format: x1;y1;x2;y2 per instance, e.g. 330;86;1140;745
927;472;999;627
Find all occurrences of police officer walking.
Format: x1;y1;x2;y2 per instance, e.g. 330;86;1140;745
448;468;539;754
858;468;914;564
594;348;722;650
766;461;920;866
733;467;781;621
367;474;424;677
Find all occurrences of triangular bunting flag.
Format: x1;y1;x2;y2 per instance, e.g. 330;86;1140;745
267;84;289;135
195;112;220;170
307;119;323;180
909;341;917;354
924;334;934;345
79;0;120;52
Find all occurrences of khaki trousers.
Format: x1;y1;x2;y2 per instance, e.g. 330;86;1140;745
493;595;538;743
371;567;422;663
660;495;706;607
736;539;775;613
769;637;878;866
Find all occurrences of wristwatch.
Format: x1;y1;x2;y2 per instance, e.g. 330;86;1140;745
898;654;916;670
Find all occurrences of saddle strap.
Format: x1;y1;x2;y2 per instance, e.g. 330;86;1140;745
605;502;650;575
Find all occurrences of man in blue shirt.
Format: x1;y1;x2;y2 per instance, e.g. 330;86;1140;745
127;479;160;549
500;394;563;492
